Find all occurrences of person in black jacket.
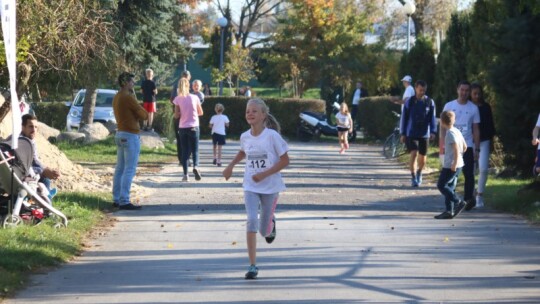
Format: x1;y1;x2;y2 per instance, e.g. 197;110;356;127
350;81;368;130
400;80;437;187
470;83;495;208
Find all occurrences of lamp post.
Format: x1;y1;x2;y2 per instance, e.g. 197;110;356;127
217;17;228;96
403;1;416;52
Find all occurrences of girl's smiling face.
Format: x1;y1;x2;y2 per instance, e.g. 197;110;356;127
245;102;266;126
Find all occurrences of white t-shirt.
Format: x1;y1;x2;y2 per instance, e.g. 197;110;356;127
443;100;480;147
210;114;230;135
401;85;415;112
335;112;351;128
352;89;361;105
443;127;466;169
536;113;540;150
241;128;289;194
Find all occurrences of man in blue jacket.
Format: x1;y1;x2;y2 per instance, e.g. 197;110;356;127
400;80;437;187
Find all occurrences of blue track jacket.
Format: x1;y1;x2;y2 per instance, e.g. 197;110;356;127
400;95;437;138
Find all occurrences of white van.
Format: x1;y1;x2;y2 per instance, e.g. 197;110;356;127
66;89;117;131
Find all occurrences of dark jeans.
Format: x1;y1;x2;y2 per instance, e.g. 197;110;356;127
351;104;359;129
179;127;200;175
174;117;182;164
462;147;475;201
437;167;462;213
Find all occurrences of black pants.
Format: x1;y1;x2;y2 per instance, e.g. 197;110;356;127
462;147;475;201
351;104;359;129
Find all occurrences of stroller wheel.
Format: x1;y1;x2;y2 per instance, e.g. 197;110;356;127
2;214;22;228
53;222;66;229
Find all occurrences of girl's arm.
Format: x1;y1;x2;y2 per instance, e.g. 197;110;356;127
252;152;290;183
223;150;246;180
451;143;459;172
174;104;181;119
348;115;353;132
533;126;540;146
197;101;203;116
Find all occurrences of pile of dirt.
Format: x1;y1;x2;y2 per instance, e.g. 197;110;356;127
0;100;105;192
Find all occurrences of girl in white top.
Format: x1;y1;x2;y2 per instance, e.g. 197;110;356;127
223;98;290;280
209;103;230;166
335;102;353;154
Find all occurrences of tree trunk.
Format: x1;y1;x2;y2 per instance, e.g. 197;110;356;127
80;87;97;128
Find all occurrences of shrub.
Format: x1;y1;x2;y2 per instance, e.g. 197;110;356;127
31;102;70;130
358;96;401;140
199;96;325;138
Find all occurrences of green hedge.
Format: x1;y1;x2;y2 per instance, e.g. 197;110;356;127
357;96;402;140
198;96;325;139
31;102;71;130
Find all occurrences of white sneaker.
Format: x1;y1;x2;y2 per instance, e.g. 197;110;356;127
476;195;484;208
182;175;189;182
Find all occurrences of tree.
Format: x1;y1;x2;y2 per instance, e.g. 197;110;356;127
398;36;436;96
267;0;373;98
216;0;283;48
211;44;256;94
432;12;470;109
115;0;193;83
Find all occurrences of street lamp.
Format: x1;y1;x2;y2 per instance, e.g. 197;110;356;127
403;1;416;52
217;17;228;96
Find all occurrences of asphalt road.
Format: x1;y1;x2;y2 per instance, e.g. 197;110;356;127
4;140;540;303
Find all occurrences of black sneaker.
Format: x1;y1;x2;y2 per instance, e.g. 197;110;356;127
464;198;476;211
112;201;119;208
213;159;217;165
245;264;258;280
453;200;468;218
119;203;142;210
434;211;453;219
193;168;202;181
265;219;276;244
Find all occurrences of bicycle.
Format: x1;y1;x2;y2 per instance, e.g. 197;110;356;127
383;111;407;159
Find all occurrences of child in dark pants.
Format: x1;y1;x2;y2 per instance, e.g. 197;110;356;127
435;110;468;219
209;103;230;166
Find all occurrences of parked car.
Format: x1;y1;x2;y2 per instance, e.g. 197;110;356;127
66;89;117;131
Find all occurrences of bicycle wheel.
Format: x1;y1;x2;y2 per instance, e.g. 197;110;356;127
383;133;399;159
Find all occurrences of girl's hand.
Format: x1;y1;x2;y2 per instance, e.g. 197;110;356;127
533;138;539;146
223;166;233;180
451;164;457;172
252;172;267;183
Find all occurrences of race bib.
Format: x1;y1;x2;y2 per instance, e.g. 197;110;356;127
247;152;271;174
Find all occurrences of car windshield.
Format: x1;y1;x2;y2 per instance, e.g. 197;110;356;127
73;92;115;107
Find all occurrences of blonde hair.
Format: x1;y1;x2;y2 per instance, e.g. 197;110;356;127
440;110;455;127
177;78;190;97
247;98;281;133
193;79;202;87
340;103;349;114
215;103;225;113
145;68;153;77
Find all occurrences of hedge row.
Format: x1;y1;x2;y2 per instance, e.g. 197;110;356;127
357;96;402;140
30;97;325;140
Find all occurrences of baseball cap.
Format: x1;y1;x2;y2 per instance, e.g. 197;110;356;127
401;75;412;83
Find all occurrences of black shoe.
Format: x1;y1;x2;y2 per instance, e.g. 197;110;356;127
434;211;453;219
119;203;142;210
265;219;276;244
193;168;202;181
464;198;476;211
213;159;217;165
453;200;468;218
112;202;119;208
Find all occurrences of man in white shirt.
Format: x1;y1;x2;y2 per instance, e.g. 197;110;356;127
392;75;415;133
440;81;481;210
350;81;367;129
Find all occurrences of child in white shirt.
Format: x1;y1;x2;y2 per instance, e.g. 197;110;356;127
209;103;230;166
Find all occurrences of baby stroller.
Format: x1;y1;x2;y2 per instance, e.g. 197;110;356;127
0;136;68;228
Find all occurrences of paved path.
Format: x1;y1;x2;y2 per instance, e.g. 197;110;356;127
5;140;540;303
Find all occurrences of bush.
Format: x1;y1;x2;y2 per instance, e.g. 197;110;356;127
199;96;325;138
358;96;401;140
31;102;70;130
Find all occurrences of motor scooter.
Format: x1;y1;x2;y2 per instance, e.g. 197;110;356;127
297;99;356;142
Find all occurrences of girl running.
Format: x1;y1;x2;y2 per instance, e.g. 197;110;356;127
222;98;290;280
336;102;353;154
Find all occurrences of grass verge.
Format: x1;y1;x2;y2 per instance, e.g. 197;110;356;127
0;191;112;298
56;136;177;164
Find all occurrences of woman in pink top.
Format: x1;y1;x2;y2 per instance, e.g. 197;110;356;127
173;78;204;182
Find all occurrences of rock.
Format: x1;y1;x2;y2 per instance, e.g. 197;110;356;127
103;121;117;134
36;122;60;141
80;123;110;144
140;130;165;149
57;131;86;143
